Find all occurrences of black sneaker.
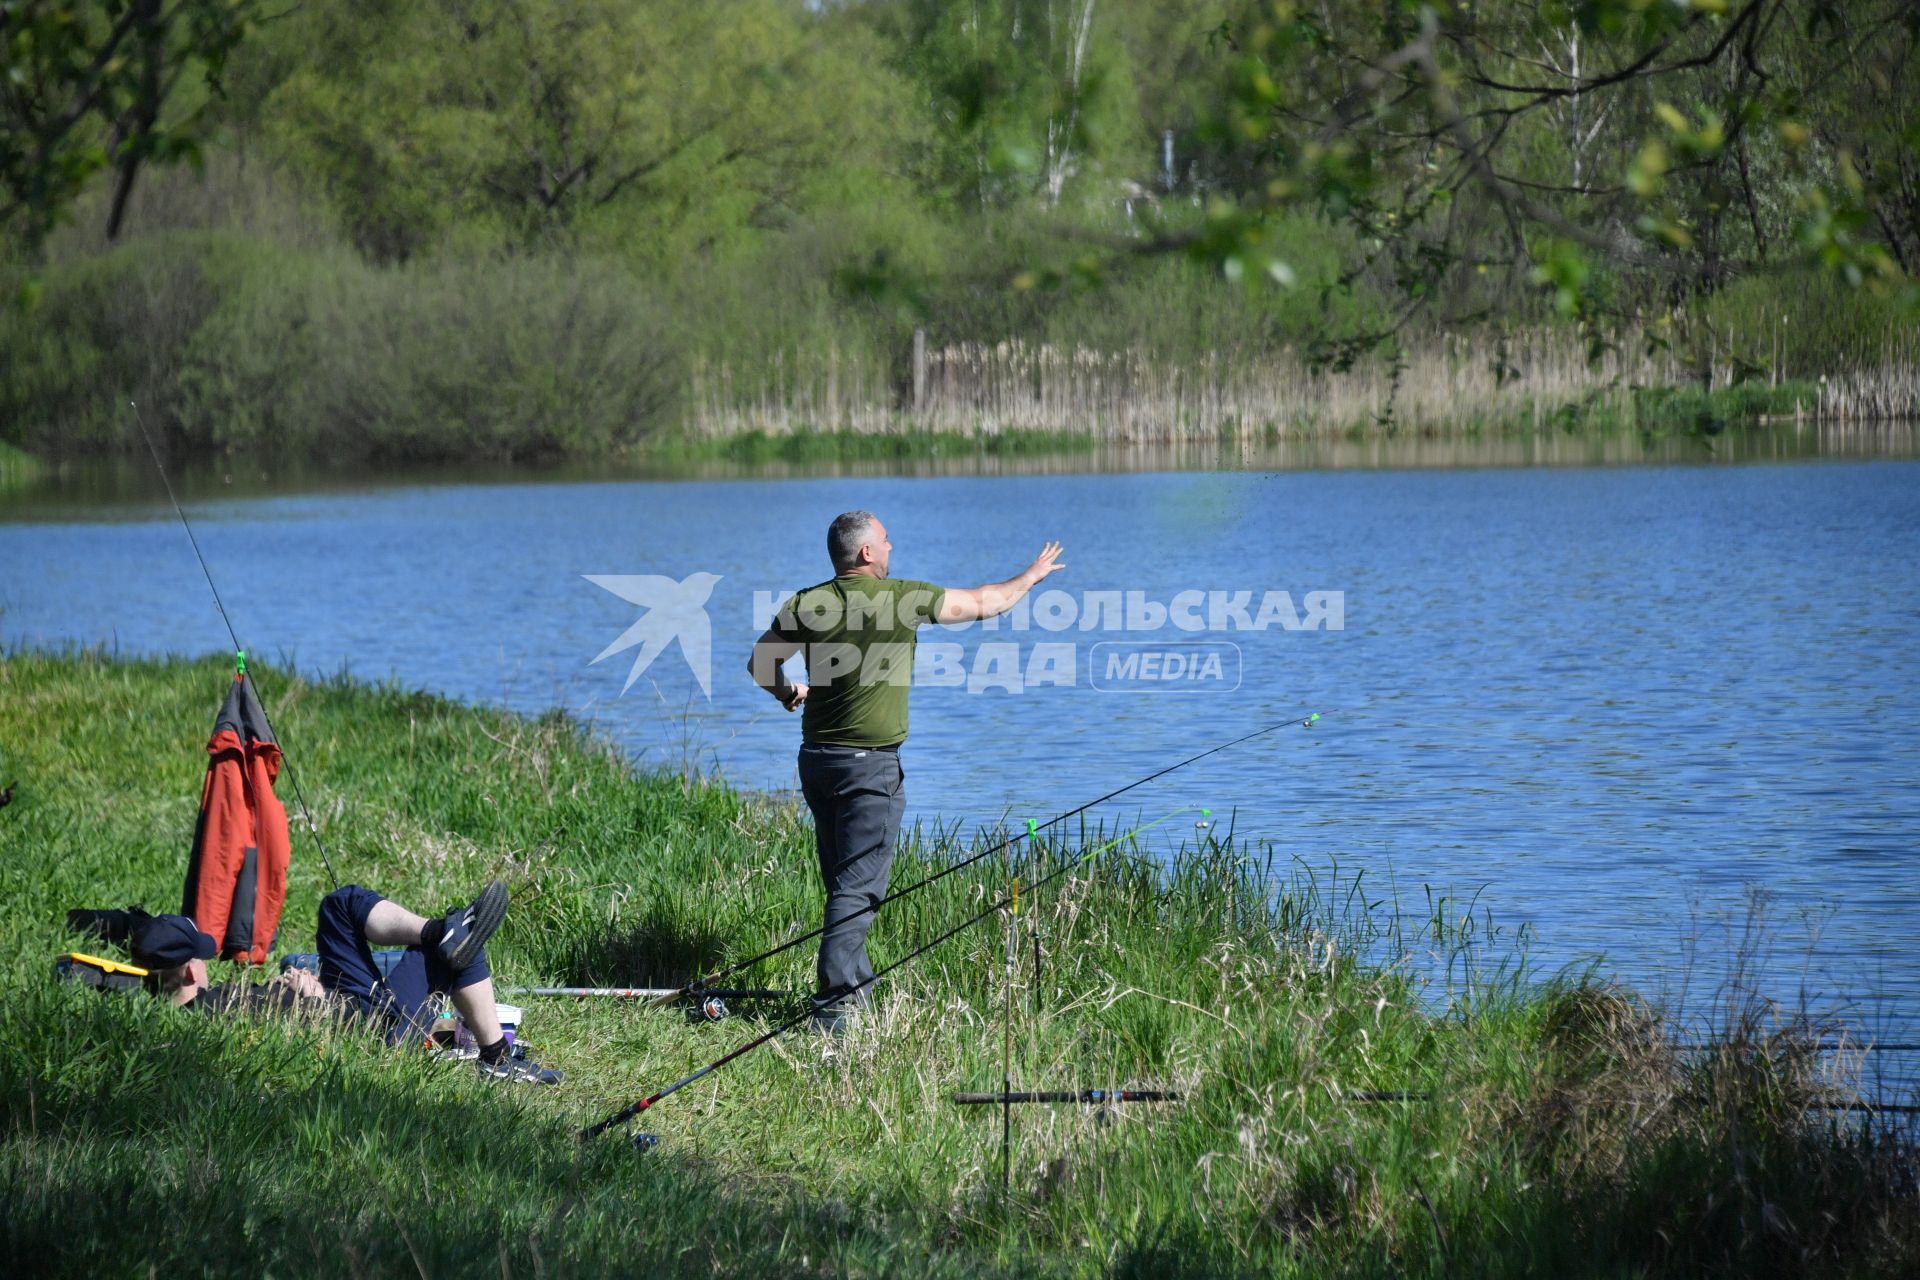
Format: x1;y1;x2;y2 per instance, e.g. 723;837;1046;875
476;1049;563;1086
806;1005;852;1037
435;880;507;972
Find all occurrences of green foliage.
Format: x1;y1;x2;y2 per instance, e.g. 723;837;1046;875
177;244;683;460
0;438;37;490
250;0;926;265
951;208;1386;359
882;0;1145;209
1700;271;1919;374
1184;0;1918;347
0;230;681;461
662;426;1100;466
0;0;260;248
0;227;224;451
1508;379;1824;439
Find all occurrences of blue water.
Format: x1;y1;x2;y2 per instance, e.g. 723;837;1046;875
4;459;1918;1082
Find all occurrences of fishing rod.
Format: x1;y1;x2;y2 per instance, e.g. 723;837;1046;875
1357;1091;1920;1114
509;985;793;1023
957;1090;1920;1113
950;1087;1431;1107
955;1090;1179;1105
581;804;1207;1141
508;986;789;1000
1672;1040;1920;1053
129;399;341;890
650;710;1327;1007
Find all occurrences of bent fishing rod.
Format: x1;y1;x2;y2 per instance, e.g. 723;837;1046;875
129;399;341;890
582;804;1210;1141
651;709;1328;1008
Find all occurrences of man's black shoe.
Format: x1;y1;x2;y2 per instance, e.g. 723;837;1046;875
435;880;507;971
806;1005;852;1037
477;1046;564;1086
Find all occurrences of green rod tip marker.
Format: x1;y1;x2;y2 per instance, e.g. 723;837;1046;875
1026;818;1039;840
235;649;246;675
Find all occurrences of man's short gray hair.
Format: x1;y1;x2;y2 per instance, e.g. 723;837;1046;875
828;510;877;571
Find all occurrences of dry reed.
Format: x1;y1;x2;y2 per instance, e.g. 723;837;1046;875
688;326;1920;440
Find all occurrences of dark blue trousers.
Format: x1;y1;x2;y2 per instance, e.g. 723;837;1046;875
317;885;490;1045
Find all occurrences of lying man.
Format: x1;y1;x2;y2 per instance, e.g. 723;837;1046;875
127;879;561;1085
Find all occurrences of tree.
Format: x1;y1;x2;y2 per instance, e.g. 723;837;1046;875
1149;0;1916;348
258;0;921;263
879;0;1142;212
1;0;257;251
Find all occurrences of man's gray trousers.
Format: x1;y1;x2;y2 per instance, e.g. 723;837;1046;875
797;742;906;1017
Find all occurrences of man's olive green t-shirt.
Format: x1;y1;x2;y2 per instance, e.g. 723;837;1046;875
770;574;946;747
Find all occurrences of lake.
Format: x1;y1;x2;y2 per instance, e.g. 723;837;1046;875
4;430;1917;1093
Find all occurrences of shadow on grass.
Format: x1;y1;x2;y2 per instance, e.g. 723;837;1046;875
0;985;992;1278
553;910;748;989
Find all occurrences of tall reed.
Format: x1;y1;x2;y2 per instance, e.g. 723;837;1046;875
687;325;1919;441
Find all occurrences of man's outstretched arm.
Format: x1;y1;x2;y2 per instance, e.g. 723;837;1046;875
935;541;1066;624
747;628;807;711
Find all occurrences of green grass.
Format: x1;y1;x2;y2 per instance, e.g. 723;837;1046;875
1;650;1913;1277
1454;379;1826;441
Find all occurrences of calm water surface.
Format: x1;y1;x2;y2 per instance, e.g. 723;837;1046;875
4;443;1917;1087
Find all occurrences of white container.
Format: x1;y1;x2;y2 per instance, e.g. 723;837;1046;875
453;1002;523;1049
495;1003;522;1046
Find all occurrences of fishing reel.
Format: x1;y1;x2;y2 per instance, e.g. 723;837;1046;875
686;991;730;1024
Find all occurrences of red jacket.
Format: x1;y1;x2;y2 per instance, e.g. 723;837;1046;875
181;673;290;964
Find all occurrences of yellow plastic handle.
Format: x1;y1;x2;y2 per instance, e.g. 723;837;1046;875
65;951;151;977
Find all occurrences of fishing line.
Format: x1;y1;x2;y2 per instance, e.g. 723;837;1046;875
581;805;1205;1141
129;399;341;891
655;710;1327;1005
1002;874;1017;1195
508;986;788;1000
954;1090;1180;1105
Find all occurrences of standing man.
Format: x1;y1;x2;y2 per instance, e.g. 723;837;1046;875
748;511;1065;1031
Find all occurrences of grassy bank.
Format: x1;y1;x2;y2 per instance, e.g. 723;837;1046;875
1;650;1914;1277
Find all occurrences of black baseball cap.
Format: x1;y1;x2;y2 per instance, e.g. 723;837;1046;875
129;915;218;968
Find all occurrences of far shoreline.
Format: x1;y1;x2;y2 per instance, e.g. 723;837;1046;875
4;414;1917;513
